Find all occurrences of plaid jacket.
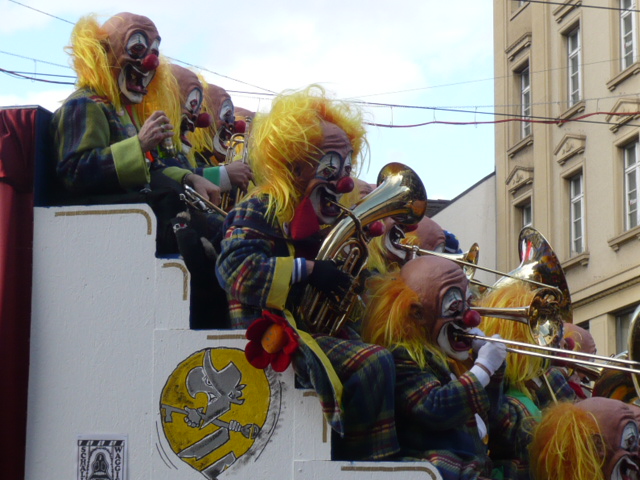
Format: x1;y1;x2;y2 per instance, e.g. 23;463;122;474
216;195;399;460
393;347;520;480
52;88;189;194
486;366;577;480
216;195;316;328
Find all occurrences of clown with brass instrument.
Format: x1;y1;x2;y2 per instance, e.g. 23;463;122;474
370;225;577;475
216;84;420;461
193;81;254;210
360;253;525;479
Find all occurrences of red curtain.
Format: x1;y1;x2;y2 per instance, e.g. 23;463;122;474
0;107;39;480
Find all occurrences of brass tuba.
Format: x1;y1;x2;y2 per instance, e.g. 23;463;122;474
297;162;427;336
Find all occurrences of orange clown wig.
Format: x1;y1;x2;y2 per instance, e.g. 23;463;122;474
249;84;368;225
362;268;449;369
529;401;604;480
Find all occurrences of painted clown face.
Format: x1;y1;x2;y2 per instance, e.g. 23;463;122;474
401;255;474;361
102;13;161;104
381;218;409;264
205;83;236;162
170;65;208;148
296;122;355;226
580;397;640;480
381;216;446;267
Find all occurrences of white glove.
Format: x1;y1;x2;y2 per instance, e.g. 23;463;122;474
469;327;486;352
475;335;507;376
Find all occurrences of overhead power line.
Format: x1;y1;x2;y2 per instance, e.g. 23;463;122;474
9;0;74;24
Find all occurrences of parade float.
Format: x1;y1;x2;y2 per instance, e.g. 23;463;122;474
0;105;441;480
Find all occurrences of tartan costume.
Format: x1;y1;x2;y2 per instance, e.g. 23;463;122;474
393;347;518;480
216;195;400;460
530;366;577;407
53;87;190;194
485;366;577;480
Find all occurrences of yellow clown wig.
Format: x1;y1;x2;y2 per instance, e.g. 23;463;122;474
476;282;546;399
66;14;180;128
529;402;604;480
366;236;394;276
365;230;420;276
362;270;448;369
249;84;368;225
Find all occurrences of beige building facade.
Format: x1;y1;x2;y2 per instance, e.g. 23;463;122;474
494;0;640;356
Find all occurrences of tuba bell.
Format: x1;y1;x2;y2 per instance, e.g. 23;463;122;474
297;162;427;336
493;227;572;324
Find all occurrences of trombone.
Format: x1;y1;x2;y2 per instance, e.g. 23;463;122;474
180;185;228;218
404;226;640;395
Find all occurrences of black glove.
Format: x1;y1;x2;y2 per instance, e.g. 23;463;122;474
307;260;351;304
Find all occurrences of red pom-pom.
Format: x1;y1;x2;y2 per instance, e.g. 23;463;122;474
234;120;246;133
367;220;385;238
195;112;212;128
141;54;159;71
463;309;482;328
336;176;354;194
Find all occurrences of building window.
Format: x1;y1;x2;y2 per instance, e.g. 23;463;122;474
520;201;532;228
621;0;637;70
624;141;640;230
520;66;532;138
567;27;582;107
616;306;637;352
570;173;584;254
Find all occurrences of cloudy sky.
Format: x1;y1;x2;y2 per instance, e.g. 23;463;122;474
1;0;496;200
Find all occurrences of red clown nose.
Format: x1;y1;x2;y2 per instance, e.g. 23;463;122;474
234;120;247;133
367;221;385;238
195;112;212;128
141;54;160;71
462;309;482;328
336;176;354;194
563;337;576;350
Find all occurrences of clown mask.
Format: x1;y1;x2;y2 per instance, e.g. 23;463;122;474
580;397;640;480
410;217;446;253
401;256;476;361
294;121;355;227
170;65;211;149
380;218;409;264
205;83;236;162
102;13;161;104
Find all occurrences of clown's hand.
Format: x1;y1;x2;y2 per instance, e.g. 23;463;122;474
475;335;507;376
225;161;253;191
307;260;350;304
184;174;221;206
469;327;487;353
138;110;173;152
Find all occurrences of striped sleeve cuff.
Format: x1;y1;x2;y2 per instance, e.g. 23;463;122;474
292;258;308;284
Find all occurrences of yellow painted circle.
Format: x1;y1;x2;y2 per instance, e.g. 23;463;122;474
160;347;271;474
